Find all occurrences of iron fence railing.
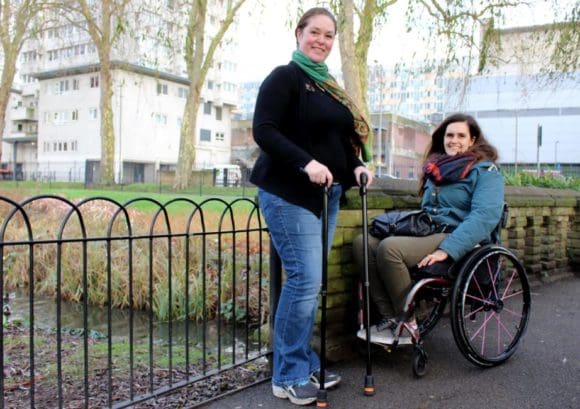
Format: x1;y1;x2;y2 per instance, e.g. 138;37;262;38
0;194;273;408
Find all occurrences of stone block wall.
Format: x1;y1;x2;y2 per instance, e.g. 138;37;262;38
316;179;580;361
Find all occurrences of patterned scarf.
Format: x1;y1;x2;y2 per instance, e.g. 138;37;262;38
423;152;478;185
291;50;372;162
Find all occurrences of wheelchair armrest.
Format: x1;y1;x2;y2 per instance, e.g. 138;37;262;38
410;258;456;279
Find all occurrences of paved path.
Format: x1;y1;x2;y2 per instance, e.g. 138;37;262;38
202;277;580;409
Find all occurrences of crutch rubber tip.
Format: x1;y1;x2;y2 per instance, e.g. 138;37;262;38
364;375;375;396
316;389;329;407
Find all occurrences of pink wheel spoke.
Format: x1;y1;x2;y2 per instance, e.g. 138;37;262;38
464;304;483;319
486;258;500;299
469;311;495;342
496;314;515;341
472;273;485;299
499;306;522;319
502;289;523;301
501;268;518;299
465;293;493;305
480;312;487;355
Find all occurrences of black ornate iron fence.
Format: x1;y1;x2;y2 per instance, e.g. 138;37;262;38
0;194;272;408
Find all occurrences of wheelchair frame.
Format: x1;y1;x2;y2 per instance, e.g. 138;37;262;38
399;243;531;377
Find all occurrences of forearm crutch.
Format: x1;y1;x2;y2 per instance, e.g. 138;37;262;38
359;173;375;396
317;185;330;408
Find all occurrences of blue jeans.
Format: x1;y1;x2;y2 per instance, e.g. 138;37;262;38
258;185;342;387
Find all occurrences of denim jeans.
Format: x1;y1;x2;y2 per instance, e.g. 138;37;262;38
258;185;342;387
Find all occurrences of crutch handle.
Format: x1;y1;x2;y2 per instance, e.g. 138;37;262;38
360;172;368;186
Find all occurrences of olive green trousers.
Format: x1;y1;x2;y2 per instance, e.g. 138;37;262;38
352;233;447;319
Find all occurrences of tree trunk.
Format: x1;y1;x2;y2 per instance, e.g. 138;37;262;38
0;52;18;162
175;89;197;189
99;52;115;185
338;0;363;107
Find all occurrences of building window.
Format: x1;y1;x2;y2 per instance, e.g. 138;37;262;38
203;101;212;115
154;113;168;125
215;132;224;141
72;110;79;120
157;83;168;95
89;108;98;120
177;87;188;98
199;128;211;141
207;80;214;90
55;80;69;94
73;79;80;90
90;76;99;88
215;106;222;121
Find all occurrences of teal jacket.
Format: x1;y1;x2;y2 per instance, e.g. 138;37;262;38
420;161;504;261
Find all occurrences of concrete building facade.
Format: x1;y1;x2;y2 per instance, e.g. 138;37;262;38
2;0;241;183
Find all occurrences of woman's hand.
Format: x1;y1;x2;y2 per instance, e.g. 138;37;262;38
354;166;374;186
304;159;333;187
417;249;448;268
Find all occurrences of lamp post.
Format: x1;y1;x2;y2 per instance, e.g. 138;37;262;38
555;140;560;170
373;60;383;176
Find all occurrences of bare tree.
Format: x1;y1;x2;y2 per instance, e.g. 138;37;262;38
0;0;46;163
61;0;131;185
174;0;248;189
327;0;527;126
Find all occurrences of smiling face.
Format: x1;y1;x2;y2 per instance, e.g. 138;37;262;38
296;14;336;63
444;121;476;156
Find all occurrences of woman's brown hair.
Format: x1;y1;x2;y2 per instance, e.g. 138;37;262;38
295;7;337;45
419;113;499;192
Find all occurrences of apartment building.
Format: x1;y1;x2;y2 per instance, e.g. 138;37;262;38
2;0;241;183
368;63;445;124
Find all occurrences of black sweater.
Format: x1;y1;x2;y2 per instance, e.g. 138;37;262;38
250;62;363;215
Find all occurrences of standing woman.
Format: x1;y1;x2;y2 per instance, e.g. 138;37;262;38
250;7;374;406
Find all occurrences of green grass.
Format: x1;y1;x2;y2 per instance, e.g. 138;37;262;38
0;181;259;215
503;171;580;190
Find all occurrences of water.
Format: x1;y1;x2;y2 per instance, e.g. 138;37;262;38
5;290;266;359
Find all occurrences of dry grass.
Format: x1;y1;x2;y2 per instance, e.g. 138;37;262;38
1;195;270;323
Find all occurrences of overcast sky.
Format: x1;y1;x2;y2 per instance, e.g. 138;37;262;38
235;0;573;83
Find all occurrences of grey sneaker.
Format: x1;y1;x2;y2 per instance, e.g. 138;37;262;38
376;317;397;332
310;370;341;389
272;381;318;406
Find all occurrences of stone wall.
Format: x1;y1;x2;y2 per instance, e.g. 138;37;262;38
317;178;580;361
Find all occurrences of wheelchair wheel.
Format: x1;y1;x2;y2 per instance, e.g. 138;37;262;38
451;246;531;367
412;346;428;378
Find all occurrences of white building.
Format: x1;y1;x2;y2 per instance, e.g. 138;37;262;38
2;0;241;183
444;23;580;175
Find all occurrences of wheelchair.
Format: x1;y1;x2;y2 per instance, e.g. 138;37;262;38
358;204;532;379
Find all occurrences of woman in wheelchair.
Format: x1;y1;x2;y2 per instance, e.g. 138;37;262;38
353;113;505;346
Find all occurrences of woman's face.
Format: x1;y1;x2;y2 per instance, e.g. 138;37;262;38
296;14;335;63
443;121;476;156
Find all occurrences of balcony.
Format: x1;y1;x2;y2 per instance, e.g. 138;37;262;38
4;131;38;143
11;107;38;121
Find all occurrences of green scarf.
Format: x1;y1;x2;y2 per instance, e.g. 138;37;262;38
292;49;372;162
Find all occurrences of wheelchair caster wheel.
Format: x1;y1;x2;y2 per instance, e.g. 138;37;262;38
412;347;428;378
